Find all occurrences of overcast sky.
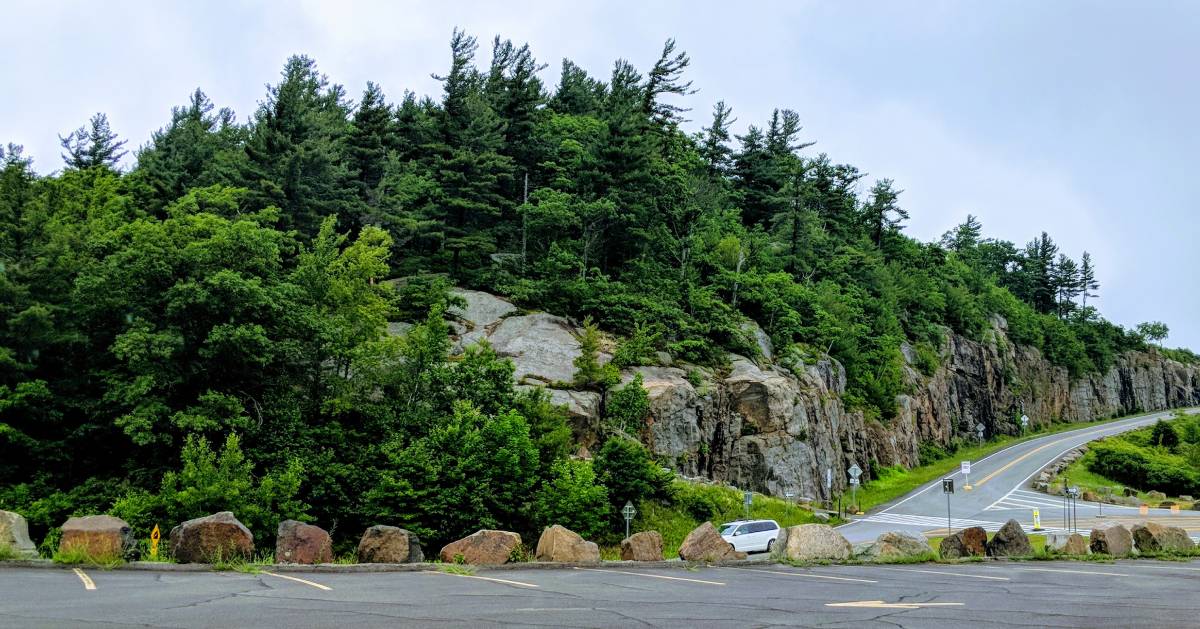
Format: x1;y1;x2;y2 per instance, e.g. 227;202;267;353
3;1;1196;349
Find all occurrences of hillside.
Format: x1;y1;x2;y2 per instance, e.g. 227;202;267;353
1;31;1196;551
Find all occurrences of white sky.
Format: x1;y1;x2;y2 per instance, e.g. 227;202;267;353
2;0;1196;349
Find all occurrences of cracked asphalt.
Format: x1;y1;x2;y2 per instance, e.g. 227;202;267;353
4;559;1200;628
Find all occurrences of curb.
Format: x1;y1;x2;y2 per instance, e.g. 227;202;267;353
0;557;777;574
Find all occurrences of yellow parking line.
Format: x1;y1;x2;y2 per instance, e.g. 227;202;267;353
72;568;96;591
424;570;539;588
882;567;1010;581
1016;567;1130;577
574;567;725;585
733;568;877;583
261;572;332;591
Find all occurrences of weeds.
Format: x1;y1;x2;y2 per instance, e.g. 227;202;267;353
52;546;123;569
439;563;476;576
0;544;17;561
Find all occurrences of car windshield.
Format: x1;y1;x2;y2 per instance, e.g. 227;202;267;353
719;524;739;535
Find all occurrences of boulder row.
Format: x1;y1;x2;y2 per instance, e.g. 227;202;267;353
357;525;424;563
986;519;1032;557
275;520;333;564
169;512;254;564
60;515;133;561
1131;521;1195;554
439;530;522;565
678;522;747;562
620;531;664;561
0;511;38;558
534;525;600;563
782;524;852;561
1089;522;1133;556
939;526;987;559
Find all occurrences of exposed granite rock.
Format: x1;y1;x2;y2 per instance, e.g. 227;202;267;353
60;515;133;560
620;531;664;561
275;520;333;564
356;525;424;564
986;519;1032;557
1045;532;1089;555
0;511;37;558
169;512;253;564
940;526;987;559
782;524;852;561
1131;521;1194;553
439;529;521;565
534;525;599;563
678;522;746;562
1090;522;1133;556
856;530;934;560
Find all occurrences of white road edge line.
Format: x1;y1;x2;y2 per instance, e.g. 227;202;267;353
732;568;877;583
72;568;96;591
261;572;333;591
424;570;539;588
881;567;1009;581
573;567;725;585
1016;567;1131;577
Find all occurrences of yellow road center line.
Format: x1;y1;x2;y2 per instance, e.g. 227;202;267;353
882;567;1010;581
733;568;877;583
573;567;725;585
72;568;96;591
1016;567;1130;577
261;572;332;591
424;570;539;588
974;425;1118;489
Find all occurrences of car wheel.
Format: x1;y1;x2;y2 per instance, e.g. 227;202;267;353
766;539;775;553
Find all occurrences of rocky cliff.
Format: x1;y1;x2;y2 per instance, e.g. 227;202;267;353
437;290;1200;501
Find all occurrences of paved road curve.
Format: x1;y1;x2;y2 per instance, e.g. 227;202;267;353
4;559;1200;627
839;409;1197;543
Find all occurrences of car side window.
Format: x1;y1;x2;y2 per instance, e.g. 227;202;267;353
750;522;766;533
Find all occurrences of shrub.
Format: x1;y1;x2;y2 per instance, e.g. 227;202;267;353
1151;420;1180;449
531;459;610;540
605;374;650;433
593;437;673;516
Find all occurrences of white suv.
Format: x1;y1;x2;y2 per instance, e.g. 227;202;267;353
719;519;780;553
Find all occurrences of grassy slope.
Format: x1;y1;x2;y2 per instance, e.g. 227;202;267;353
853;411;1190;512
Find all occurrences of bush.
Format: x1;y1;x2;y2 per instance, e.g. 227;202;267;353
593;437;672;517
1151;420;1180;449
531;459;610;540
605;374;650;433
1088;440;1200;497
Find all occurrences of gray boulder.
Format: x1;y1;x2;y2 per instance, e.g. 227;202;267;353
1045;532;1088;555
939;526;987;559
678;522;746;562
1131;521;1194;554
357;525;424;563
60;515;134;561
0;510;38;559
857;530;934;560
170;512;253;563
782;524;851;561
986;519;1032;557
1089;522;1133;556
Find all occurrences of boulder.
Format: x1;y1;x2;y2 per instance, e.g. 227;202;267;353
1131;521;1195;554
60;515;133;560
275;520;333;565
439;529;522;565
1146;490;1167;501
857;531;933;560
782;524;852;561
987;519;1032;557
0;510;38;559
1089;522;1133;556
1180;495;1194;502
939;526;987;559
1045;532;1088;555
1123;487;1137;497
620;531;664;561
1081;490;1100;502
678;522;747;562
169;512;254;564
357;525;424;564
535;525;600;563
813;512;831;523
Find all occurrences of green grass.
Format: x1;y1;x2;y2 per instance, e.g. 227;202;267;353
51;546;124;569
604;480;835;559
210;551;273;572
0;544;18;561
439;563;476;576
853;411;1189;512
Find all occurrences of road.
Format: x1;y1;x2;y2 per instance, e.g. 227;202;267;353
839;409;1197;543
4;559;1200;627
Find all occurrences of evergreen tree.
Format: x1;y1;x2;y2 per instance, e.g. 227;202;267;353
347;81;394;205
59;113;128;169
1079;251;1099;306
864;178;908;250
698;101;735;175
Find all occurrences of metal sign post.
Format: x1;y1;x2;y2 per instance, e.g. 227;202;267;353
1020;414;1029;435
961;460;972;490
975;422;985;445
622;501;637;539
1067;486;1079;532
743;490;753;519
942;478;955;536
847;464;862;514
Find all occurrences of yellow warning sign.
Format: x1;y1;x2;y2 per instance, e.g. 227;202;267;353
150;524;161;559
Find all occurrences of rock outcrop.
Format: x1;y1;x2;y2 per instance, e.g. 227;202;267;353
939;526;988;559
60;515;133;560
1131;521;1194;553
1090;522;1133;556
856;530;933;560
678;522;746;562
534;525;599;563
986;519;1032;557
439;529;522;565
620;531;664;561
357;526;424;563
169;512;254;564
0;511;38;558
419;289;1200;500
782;524;852;561
275;520;333;564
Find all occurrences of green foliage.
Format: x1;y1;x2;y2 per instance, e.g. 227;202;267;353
1151;419;1181;449
605;373;651;433
532;459;609;540
573;317;619;390
593;437;672;517
610;323;660;368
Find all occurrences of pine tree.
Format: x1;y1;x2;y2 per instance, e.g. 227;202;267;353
59;113;128;169
641;38;695;127
347;82;394;202
1079;251;1099;306
864;179;908;250
941;214;983;252
698;101;735;175
1053;253;1080;316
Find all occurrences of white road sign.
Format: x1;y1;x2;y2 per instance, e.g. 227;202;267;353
960;460;971;475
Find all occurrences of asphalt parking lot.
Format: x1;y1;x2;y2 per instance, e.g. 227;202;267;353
3;559;1200;628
